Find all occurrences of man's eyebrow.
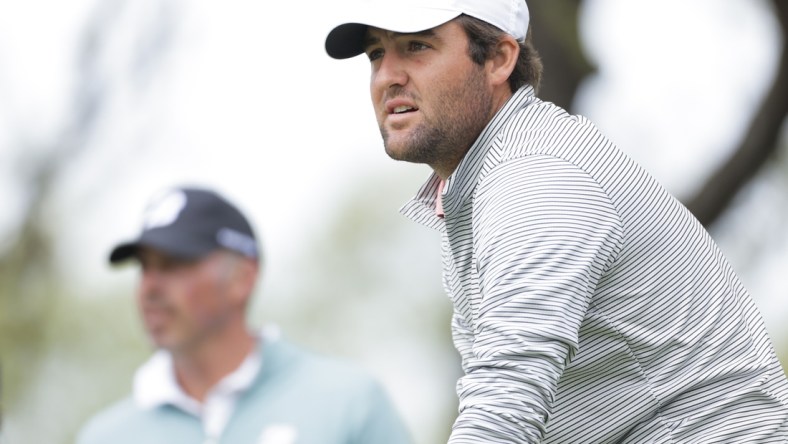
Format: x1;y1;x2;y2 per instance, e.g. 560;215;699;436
361;34;380;51
361;29;439;51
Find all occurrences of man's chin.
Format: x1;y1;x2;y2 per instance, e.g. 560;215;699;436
384;140;418;163
147;330;175;350
384;145;405;161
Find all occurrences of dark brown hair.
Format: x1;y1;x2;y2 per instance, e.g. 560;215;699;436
456;14;543;93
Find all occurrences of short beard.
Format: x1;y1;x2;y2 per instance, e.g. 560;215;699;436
381;65;493;172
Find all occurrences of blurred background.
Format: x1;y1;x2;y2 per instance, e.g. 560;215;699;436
0;0;786;442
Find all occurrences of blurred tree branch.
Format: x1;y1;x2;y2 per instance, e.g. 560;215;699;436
0;0;175;407
532;0;787;228
685;0;788;226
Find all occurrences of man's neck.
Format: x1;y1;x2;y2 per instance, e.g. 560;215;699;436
432;88;514;180
171;325;256;403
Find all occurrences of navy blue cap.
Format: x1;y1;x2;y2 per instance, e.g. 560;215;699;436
109;187;259;264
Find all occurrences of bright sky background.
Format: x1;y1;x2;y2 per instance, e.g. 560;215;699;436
0;0;786;441
1;0;781;285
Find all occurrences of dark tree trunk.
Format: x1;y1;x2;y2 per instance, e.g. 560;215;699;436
529;0;595;112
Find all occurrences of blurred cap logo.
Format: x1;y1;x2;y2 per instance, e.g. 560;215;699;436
143;189;187;230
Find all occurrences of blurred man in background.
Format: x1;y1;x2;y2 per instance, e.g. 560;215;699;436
325;0;788;442
77;186;411;444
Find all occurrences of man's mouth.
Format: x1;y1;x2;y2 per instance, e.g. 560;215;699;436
393;105;417;114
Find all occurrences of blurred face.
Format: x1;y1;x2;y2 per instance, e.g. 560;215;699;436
136;248;241;353
364;20;495;177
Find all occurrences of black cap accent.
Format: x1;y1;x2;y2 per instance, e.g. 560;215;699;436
325;23;370;60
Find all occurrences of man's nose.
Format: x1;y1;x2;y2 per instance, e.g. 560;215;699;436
139;268;163;296
373;52;408;91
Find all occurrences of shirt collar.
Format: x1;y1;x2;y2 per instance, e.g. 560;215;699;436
133;350;201;414
401;85;537;226
133;331;268;414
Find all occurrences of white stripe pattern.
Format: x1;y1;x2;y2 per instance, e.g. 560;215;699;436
401;86;788;443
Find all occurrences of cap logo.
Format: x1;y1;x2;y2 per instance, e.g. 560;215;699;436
143;190;187;230
257;424;298;444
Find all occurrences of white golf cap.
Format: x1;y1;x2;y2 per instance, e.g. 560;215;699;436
325;0;529;59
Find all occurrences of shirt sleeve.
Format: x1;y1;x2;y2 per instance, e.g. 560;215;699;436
448;155;623;443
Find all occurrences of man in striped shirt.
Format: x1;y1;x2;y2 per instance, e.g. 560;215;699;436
325;0;788;442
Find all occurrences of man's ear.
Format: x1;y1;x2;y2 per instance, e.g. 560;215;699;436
487;35;519;88
231;257;259;306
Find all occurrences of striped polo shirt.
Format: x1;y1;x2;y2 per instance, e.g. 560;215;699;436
402;86;788;443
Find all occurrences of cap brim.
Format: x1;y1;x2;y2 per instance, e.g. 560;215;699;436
325;6;461;59
108;231;215;265
109;242;141;264
326;23;369;60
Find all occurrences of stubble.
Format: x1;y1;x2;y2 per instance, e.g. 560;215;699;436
381;65;493;173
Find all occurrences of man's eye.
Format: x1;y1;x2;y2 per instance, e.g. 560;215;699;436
408;42;429;52
367;48;383;61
